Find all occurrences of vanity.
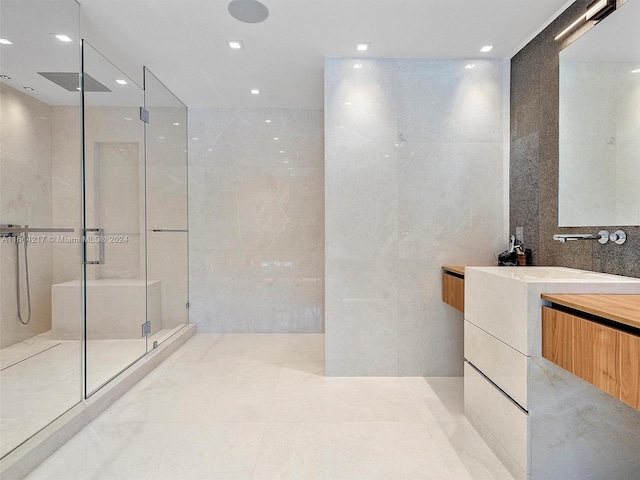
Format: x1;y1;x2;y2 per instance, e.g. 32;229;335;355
463;266;640;480
541;294;640;410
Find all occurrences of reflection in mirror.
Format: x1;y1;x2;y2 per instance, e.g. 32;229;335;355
0;0;81;457
559;0;640;226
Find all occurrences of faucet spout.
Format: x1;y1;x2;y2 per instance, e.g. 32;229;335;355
553;230;611;245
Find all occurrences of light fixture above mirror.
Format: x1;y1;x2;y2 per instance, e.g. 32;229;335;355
555;0;616;40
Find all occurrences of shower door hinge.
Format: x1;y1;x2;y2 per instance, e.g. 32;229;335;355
141;321;151;337
139;107;150;124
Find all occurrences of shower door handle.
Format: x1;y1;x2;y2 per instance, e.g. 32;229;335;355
84;228;105;265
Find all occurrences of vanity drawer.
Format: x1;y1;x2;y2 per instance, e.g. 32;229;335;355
442;268;465;312
542;305;640;410
464;362;529;475
465;321;529;410
464;268;529;355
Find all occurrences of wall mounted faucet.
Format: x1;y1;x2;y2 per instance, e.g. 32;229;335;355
553;229;626;245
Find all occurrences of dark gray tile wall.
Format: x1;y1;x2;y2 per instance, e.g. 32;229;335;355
510;0;639;278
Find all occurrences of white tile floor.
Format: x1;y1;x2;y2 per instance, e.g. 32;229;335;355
26;334;514;479
0;327;184;457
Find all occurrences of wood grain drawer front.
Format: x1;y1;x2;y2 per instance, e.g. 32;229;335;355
542;306;640;410
573;317;620;398
620;333;640;410
442;272;464;312
542;307;573;371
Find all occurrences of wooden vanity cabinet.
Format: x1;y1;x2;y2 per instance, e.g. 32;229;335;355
541;308;572;371
442;266;464;312
620;333;640;410
542;306;640;410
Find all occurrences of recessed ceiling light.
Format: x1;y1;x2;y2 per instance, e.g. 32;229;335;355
124;117;132;121
0;39;13;45
344;102;352;105
228;40;244;49
480;45;493;53
265;119;271;123
465;64;476;69
55;34;72;42
173;122;181;126
192;137;198;141
631;68;640;74
273;137;279;140
356;43;370;52
0;74;10;79
280;151;285;154
159;136;165;139
353;63;363;69
116;79;128;85
251;89;260;95
23;86;34;91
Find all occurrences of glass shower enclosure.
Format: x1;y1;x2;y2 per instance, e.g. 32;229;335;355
0;0;188;458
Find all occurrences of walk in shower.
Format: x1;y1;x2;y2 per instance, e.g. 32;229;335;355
0;0;188;458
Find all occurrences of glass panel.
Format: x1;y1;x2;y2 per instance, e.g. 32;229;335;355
144;68;189;346
82;43;147;395
0;0;82;457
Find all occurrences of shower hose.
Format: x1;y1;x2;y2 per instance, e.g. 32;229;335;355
16;232;31;325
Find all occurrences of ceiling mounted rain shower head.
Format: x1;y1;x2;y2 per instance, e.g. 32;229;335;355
37;72;112;92
228;0;269;24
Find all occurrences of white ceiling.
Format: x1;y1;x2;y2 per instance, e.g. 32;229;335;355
77;0;574;109
2;0;576;109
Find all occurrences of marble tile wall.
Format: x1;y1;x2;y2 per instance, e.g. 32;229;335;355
51;106;83;288
325;58;509;376
52;105;189;330
510;0;640;278
146;106;189;329
1;85;55;348
50;105;145;288
188;108;325;333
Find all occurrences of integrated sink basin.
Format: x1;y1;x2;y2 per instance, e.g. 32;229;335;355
465;266;640;357
463;266;640;480
469;266;640;282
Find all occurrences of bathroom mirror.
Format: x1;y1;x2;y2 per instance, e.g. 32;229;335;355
558;0;640;226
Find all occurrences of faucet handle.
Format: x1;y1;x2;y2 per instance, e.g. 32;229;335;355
609;230;627;245
597;230;610;244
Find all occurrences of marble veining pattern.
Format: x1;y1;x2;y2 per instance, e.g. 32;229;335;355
1;84;55;349
188;108;325;334
325;58;508;376
25;334;514;480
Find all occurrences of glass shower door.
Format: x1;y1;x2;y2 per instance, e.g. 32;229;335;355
0;0;82;457
144;68;189;346
81;42;147;395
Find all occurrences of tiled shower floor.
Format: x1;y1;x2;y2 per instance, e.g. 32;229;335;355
0;327;183;458
25;333;514;479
